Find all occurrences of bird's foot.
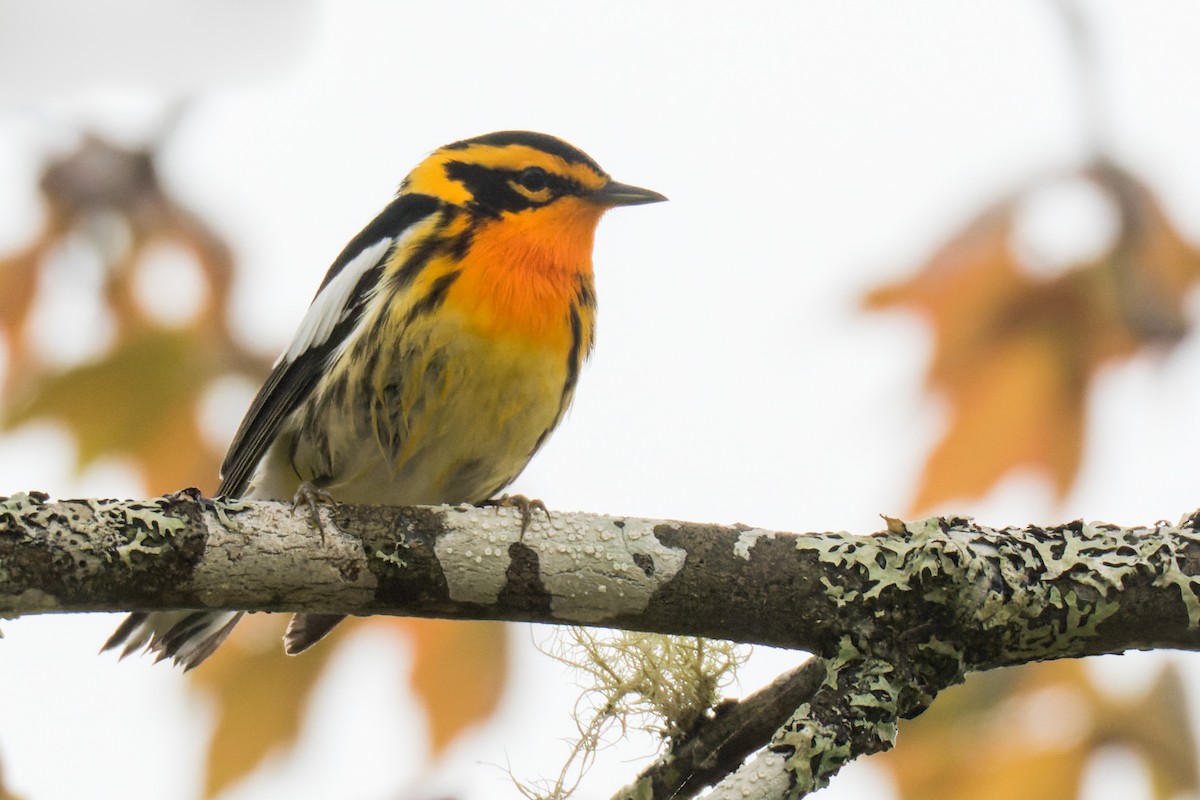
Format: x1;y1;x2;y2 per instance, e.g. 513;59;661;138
293;481;336;543
482;493;550;538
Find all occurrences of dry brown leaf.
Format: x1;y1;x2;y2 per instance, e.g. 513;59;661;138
192;615;339;798
5;328;223;492
1096;162;1200;342
0;244;45;391
393;618;509;755
0;135;268;494
190;616;508;795
1090;662;1199;798
883;657;1198;800
866;162;1200;513
867;162;1200;800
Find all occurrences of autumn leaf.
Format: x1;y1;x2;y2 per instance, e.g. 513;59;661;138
192;615;339;798
0;244;44;390
881;659;1198;800
6;328;223;493
0;135;270;494
190;616;507;796
866;161;1200;513
1091;663;1199;798
865;161;1200;799
386;618;509;755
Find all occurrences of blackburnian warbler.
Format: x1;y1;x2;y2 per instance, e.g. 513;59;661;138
103;131;665;669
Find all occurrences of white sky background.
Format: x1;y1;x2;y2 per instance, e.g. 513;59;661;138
1;1;1199;799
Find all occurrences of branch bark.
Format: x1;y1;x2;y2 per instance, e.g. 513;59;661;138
611;657;828;800
4;490;1200;798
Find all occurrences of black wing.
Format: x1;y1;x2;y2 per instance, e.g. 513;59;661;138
217;193;442;497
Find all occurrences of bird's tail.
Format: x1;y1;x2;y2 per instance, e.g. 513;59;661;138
101;611;243;671
283;613;346;655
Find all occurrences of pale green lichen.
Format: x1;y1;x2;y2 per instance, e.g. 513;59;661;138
87;498;186;566
0;492;54;536
374;541;409;568
209;497;251;529
0;494;190;567
118;501;185;538
776;710;852;794
733;528;773;560
918;635;963;660
775;516;1200;794
776;646;900;796
820;577;848;606
793;516;1200;664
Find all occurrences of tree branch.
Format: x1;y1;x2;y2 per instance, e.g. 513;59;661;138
4;491;1200;798
611;657;828;800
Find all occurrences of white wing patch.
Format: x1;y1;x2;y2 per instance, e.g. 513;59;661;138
280;238;393;365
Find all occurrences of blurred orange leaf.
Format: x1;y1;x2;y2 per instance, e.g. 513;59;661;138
0;134;270;495
398;618;509;755
882;658;1198;800
1092;663;1199;797
866;162;1200;513
6;328;223;494
0;245;42;387
192;615;339;798
191;616;508;795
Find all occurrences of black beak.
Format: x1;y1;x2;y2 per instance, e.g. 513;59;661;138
592;180;668;207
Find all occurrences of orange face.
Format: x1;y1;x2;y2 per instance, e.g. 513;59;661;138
399;132;661;348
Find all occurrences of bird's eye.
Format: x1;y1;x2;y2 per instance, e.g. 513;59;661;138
517;166;548;192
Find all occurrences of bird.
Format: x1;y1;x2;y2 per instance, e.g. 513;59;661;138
101;131;665;670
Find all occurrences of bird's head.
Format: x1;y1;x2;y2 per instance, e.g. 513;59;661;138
400;130;666;218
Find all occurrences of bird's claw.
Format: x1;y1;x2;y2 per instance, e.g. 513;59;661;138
293;481;335;542
482;493;550;538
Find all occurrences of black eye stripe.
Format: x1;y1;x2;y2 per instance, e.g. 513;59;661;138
443;160;582;216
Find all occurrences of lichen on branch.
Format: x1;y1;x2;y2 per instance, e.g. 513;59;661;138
5;491;1200;799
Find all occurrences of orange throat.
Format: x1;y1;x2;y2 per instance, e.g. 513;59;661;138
447;197;602;347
